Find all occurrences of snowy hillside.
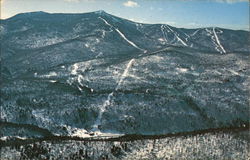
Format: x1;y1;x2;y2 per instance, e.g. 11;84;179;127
0;11;249;141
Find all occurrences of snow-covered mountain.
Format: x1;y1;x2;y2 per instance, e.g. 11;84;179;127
0;11;249;140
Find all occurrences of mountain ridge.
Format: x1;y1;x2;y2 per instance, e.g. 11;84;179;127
1;10;249;32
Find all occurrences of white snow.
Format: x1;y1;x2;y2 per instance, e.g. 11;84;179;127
161;25;168;43
71;128;91;138
176;35;188;46
228;69;239;75
84;43;89;48
116;59;135;90
95;38;100;43
40;72;57;78
191;29;200;36
195;79;223;83
206;28;226;54
99;17;146;52
95;52;104;58
0;106;7;121
115;28;144;51
184;32;190;38
0;136;27;141
99;17;113;27
88;130;122;138
177;67;188;73
183;32;190;41
213;27;226;54
0;136;8;141
166;25;187;46
30;36;64;49
92;92;114;132
32;109;52;124
158;38;165;42
49;80;57;83
205;28;213;35
92;58;136;133
71;63;79;75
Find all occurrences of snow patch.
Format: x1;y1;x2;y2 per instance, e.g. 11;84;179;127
228;69;239;75
71;128;91;138
177;68;188;73
71;63;79;75
40;72;57;78
49;80;57;83
84;43;89;48
158;38;165;42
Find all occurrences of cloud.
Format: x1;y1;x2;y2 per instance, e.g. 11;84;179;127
123;1;139;7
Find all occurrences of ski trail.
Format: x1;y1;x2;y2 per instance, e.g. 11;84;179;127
206;28;226;54
206;28;221;53
92;92;114;132
99;17;146;52
115;28;145;52
166;25;187;46
213;27;226;54
183;32;190;41
92;58;135;132
99;17;112;27
116;59;135;90
161;25;167;43
184;32;190;38
91;47;174;133
191;29;200;36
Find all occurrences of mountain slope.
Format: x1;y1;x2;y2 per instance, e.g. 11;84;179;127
0;11;249;139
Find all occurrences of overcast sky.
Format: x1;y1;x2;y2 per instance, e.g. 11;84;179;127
1;0;249;30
